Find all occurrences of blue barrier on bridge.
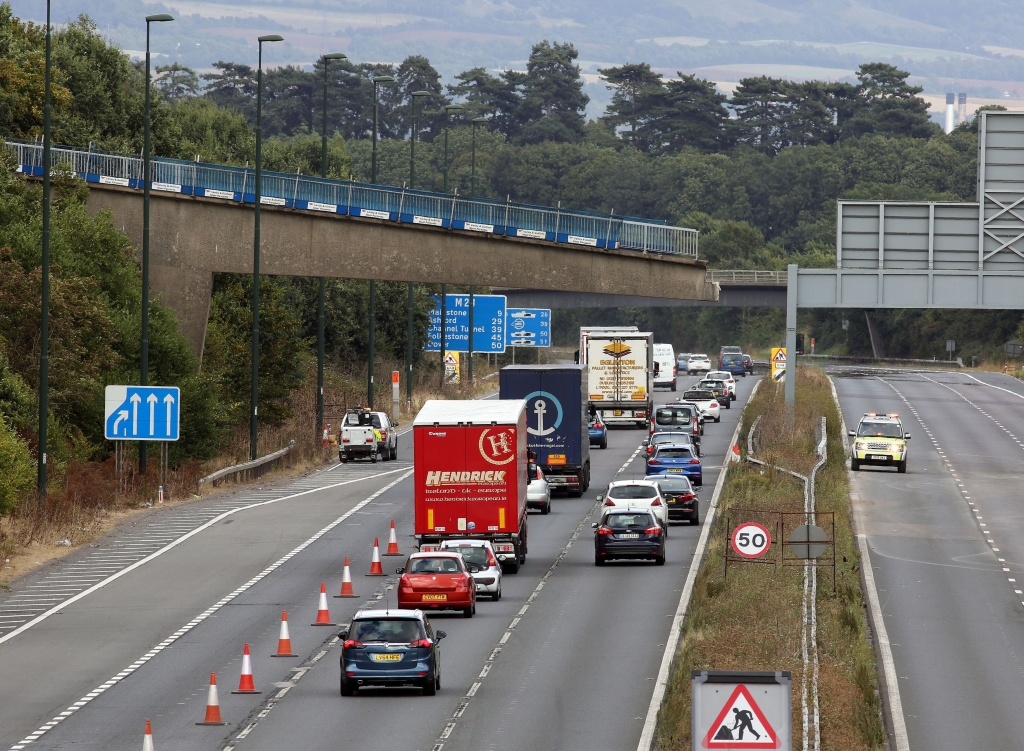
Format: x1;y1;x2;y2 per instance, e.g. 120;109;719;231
5;139;699;257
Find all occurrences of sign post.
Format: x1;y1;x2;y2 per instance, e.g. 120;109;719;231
391;371;400;423
105;385;180;498
692;670;791;749
946;339;956;361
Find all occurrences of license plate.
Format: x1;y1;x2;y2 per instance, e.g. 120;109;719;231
666;468;684;473
613;410;623;416
372;653;403;662
617;533;640;539
421;594;447;601
869;455;889;461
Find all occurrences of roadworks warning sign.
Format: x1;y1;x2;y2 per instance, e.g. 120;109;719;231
702;684;779;748
770;348;786;382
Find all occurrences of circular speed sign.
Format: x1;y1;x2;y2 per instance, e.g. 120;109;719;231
731;522;772;559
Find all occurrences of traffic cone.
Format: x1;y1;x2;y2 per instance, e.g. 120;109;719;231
383;520;402;555
142;720;155;751
196;672;227;725
272;611;296;657
730;444;742;463
232;643;261;694
312;582;336;626
335;557;357;598
366;538;385;576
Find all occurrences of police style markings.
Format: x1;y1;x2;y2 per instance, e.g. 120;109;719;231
731;522;772;559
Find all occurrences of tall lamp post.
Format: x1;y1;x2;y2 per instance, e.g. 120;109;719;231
367;75;394;410
250;33;284;461
406;90;430;410
443;104;463;193
317;52;347;441
141;13;174;478
38;0;52;496
470;117;487;196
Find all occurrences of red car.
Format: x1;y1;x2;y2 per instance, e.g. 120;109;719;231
397;552;477;618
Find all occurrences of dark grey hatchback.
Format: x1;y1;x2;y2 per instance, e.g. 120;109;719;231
593;509;666;566
340;609;446;696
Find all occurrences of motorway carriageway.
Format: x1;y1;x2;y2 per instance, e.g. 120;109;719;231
0;371;758;751
834;368;1024;750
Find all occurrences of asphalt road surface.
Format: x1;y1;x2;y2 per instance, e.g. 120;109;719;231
1;371;757;751
833;368;1024;750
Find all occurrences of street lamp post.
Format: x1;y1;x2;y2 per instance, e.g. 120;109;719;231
250;33;284;461
406;90;430;411
141;13;174;478
471;117;487;196
409;90;430;190
317;52;346;441
38;0;52;496
443;104;463;193
368;75;394;410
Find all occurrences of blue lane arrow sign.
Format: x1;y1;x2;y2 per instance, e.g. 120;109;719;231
104;385;181;441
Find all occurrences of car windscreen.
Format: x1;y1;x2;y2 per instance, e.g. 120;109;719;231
655;447;693;459
651;476;693;492
408;557;463;573
445;545;490;567
857;422;903;438
683;390;713;400
350;618;424;643
604;512;656;529
608;485;657;499
655;408;692;425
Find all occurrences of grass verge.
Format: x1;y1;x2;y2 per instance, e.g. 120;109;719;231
654;366;885;750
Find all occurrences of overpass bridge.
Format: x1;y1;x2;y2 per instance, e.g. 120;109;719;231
7;140;711;357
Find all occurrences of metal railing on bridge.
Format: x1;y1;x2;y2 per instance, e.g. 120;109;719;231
706;269;786;285
5;139;698;258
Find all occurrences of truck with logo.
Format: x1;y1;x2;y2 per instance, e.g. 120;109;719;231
499;365;591;497
413;399;530;573
580;330;654;429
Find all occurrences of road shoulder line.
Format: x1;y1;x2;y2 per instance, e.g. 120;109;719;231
636;378;760;751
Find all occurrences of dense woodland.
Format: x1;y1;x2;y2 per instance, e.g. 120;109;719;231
0;4;1019;511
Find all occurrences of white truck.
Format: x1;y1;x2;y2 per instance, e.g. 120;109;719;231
581;329;654;429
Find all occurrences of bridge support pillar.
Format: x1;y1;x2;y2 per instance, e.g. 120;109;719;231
150;264;214;363
785;264;797;405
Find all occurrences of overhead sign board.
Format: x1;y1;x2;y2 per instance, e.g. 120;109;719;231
693;671;791;750
104;385;180;441
506;308;551;347
425;294;506;353
770;348;786;382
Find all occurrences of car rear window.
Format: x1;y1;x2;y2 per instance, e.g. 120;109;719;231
408;557;463;573
656;447;693;459
684;390;713;400
655;408;692;425
445;545;490;566
652;476;693;491
653;433;690;445
721;355;742;364
700;381;725;389
857;422;903;438
350;618;424;643
604;513;656;529
608;485;657;499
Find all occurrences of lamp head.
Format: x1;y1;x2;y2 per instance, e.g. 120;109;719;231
445;104;465;112
258;34;284;43
411;90;431;97
323;52;347;60
146;14;174;22
473;117;488;124
374;75;396;84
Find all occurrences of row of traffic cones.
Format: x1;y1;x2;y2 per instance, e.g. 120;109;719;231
146;522;406;743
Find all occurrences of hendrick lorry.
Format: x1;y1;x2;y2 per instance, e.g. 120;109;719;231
413;399;530;573
499;365;591;496
581;330;654;429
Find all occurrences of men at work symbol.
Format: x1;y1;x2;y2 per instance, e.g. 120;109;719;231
713;708;762;741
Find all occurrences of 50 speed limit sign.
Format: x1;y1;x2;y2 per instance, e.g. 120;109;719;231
731;522;772;559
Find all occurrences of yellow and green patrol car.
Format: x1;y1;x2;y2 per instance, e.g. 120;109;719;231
849;413;910;473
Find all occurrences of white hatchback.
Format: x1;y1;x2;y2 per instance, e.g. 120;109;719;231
686;354;711;373
439;539;503;600
706;370;736;400
598;480;668;526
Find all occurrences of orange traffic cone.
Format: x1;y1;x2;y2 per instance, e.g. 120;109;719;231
196;672;227;725
142;720;155;751
383;520;402;555
312;582;335;626
272;611;296;657
232;643;261;694
366;538;385;576
335;556;357;598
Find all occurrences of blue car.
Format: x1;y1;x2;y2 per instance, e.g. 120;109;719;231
340;609;446;696
718;354;747;377
645;443;702;485
588;415;608;449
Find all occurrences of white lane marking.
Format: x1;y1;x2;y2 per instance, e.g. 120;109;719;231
0;466;409;649
636;378;761;751
8;469;414;751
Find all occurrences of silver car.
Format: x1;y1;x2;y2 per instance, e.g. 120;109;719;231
527;462;552;515
440;539;503;600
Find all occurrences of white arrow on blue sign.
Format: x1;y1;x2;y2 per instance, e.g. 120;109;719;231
506;308;551;347
104;385;181;441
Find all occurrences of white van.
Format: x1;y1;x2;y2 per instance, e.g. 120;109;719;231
653;343;677;391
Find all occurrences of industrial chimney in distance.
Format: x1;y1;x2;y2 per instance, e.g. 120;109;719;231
944;93;956;134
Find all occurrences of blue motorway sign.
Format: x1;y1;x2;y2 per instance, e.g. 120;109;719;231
506;308;551;347
426;294;506;353
104;385;181;441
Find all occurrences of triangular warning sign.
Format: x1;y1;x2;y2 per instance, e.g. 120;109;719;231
772;350;786;362
702;684;779;748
